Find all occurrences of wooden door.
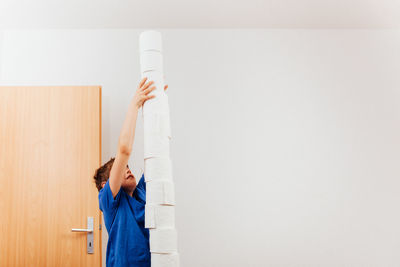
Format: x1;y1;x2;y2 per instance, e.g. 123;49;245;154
0;86;102;266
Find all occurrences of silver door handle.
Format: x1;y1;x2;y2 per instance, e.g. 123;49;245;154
71;228;93;232
71;217;94;254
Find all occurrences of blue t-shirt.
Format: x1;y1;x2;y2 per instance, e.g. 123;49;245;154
99;174;150;267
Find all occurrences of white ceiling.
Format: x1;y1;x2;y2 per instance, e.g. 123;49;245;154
0;0;399;29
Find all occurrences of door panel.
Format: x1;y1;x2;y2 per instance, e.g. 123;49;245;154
0;86;101;266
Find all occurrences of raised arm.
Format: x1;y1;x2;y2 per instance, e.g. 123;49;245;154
109;77;156;198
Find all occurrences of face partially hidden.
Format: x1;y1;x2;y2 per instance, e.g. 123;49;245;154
121;165;137;193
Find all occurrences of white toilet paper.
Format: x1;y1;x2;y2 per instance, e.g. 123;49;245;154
144;133;170;159
145;204;175;229
139;31;162;53
143;112;171;139
141;70;164;94
146;180;175;205
140;30;179;262
151;253;180;267
141;70;169;116
144;157;173;182
142;91;169;116
140;51;163;73
150;228;178;253
141;89;169;116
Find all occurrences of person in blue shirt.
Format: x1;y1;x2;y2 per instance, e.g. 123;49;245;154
92;77;168;267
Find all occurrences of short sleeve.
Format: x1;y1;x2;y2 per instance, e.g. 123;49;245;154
98;180;122;222
133;174;146;203
136;174;146;191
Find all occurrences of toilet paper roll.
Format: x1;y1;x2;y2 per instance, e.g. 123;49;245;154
144;157;173;182
140;51;163;73
150;228;178;253
145;204;175;229
139;30;162;53
151;252;180;267
144;133;170;159
142;93;169;116
141;70;169;116
141;84;169;117
146;180;175;205
143;112;171;139
141;70;165;95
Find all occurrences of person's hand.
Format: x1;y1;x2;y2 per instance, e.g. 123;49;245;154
133;77;155;109
133;77;168;109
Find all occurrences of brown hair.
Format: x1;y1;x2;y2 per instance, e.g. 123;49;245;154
93;157;115;192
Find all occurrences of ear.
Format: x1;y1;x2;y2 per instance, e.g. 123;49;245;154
101;181;106;188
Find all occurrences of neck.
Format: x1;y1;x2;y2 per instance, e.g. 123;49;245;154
123;187;134;197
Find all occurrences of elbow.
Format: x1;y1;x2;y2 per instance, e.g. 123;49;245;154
118;144;131;155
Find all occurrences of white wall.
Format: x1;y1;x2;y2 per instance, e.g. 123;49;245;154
0;31;3;77
1;29;400;266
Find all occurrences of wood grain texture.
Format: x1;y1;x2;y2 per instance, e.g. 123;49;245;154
0;86;101;266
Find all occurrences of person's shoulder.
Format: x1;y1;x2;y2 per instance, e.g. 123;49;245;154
98;179;127;210
98;179;110;196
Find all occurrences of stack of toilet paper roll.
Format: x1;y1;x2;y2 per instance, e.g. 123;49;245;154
139;31;179;267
